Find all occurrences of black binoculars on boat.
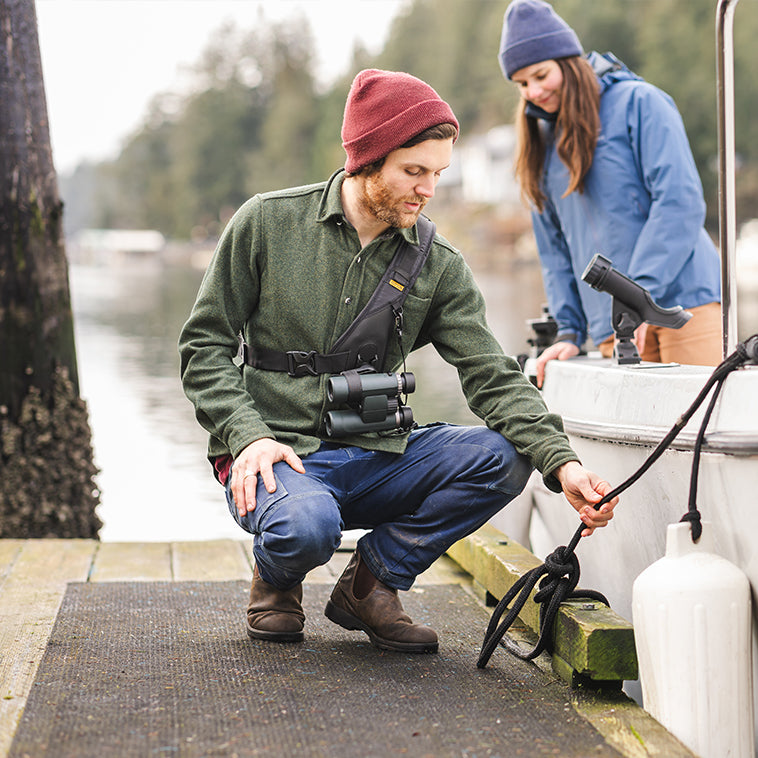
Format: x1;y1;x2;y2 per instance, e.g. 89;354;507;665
324;367;415;437
582;254;692;364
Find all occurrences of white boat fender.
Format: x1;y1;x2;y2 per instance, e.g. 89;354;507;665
631;336;755;758
632;522;754;758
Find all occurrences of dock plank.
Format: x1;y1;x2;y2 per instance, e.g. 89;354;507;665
0;539;96;757
0;542;25;589
303;563;339;583
416;554;471;585
89;541;172;582
171;540;251;581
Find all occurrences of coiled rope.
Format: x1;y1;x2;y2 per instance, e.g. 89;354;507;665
477;336;758;669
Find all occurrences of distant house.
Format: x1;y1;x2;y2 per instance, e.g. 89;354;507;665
737;219;758;291
438;125;521;209
70;229;166;264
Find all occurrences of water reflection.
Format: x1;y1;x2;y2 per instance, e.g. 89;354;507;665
70;256;758;542
71;261;240;541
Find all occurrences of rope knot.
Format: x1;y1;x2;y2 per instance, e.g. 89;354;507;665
543;545;577;578
679;509;703;541
477;543;609;668
534;546;580;604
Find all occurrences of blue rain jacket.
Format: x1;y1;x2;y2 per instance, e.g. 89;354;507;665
531;52;721;347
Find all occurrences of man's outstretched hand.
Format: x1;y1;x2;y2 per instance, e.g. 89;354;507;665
554;460;618;537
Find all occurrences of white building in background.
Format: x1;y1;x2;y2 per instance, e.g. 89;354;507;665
70;229;166;265
438;125;521;209
737;219;758;291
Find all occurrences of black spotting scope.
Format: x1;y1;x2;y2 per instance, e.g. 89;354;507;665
581;254;692;364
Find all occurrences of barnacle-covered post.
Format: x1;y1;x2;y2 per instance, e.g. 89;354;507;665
0;0;100;537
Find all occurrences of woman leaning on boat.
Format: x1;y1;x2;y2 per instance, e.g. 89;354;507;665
499;0;722;386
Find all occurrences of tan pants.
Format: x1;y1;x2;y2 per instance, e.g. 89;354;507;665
597;302;722;367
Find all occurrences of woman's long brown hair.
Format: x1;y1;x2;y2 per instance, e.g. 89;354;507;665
513;56;600;212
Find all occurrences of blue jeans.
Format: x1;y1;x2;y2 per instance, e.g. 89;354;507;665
225;423;532;591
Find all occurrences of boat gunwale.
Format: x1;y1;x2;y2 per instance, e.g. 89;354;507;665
561;416;758;454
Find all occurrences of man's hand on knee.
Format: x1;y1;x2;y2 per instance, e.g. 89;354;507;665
554;460;617;537
232;439;305;516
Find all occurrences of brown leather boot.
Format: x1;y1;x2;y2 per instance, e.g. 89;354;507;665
324;550;438;653
246;565;305;643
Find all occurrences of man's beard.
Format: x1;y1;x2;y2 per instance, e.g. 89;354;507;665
361;172;427;228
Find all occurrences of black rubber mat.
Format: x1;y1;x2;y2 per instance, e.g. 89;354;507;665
10;582;621;757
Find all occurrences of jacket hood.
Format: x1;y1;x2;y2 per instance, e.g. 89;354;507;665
525;51;642;120
588;51;642;93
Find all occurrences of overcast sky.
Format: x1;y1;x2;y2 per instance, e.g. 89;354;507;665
35;0;407;174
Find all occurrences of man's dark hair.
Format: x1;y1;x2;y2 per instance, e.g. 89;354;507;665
349;123;458;178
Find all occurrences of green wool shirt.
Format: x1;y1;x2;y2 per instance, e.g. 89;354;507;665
178;169;578;491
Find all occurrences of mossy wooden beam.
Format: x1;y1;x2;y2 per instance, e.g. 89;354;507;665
446;524;638;686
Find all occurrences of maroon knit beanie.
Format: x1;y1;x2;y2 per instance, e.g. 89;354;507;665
342;69;459;173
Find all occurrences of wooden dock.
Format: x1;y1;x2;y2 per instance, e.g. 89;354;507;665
0;537;694;757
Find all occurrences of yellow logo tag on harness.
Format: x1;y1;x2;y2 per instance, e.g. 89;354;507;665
389;279;405;291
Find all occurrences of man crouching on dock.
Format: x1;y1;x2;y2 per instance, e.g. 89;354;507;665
178;69;617;653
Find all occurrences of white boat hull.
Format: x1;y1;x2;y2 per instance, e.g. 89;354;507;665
491;356;758;755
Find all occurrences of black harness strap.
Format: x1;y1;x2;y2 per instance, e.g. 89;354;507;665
243;214;436;375
242;344;352;377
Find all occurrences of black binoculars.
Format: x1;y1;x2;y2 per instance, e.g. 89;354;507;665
324;368;416;437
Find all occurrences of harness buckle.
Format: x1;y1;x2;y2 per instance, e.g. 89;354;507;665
286;350;318;377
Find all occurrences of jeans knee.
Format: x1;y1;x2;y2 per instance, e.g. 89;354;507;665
470;427;532;496
504;452;533;496
259;495;342;570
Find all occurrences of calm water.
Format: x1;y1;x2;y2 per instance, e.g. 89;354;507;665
70;255;758;542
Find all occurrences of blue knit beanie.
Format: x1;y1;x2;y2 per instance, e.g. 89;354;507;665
499;0;582;79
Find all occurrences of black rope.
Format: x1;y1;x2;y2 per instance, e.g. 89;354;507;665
477;337;756;669
681;372;729;541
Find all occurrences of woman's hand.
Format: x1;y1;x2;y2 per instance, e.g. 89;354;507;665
535;341;580;388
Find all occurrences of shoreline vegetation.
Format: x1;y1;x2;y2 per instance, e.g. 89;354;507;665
58;0;758;246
